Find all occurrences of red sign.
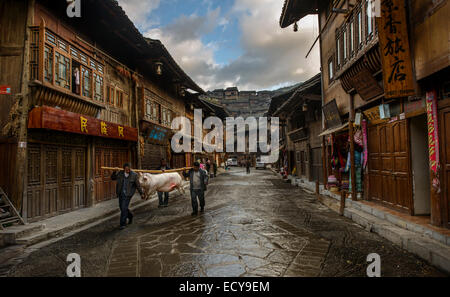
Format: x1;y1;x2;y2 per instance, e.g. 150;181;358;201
426;91;440;174
0;86;11;94
28;106;138;142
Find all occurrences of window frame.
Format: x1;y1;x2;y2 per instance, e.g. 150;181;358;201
328;55;335;83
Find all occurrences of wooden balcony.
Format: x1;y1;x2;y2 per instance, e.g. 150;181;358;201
29;80;103;117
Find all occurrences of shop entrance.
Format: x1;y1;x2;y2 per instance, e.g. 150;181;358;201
368;120;413;212
410;115;431;215
439;107;450;228
26;143;87;221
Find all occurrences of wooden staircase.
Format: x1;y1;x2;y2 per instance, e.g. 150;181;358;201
0;187;24;229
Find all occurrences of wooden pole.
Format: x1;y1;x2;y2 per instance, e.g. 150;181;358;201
349;93;357;201
322;136;328;189
340;190;346;216
101;167;193;174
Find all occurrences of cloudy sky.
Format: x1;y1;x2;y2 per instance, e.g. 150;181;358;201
117;0;320;91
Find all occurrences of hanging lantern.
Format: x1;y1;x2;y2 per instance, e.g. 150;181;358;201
302;101;308;112
155;62;163;76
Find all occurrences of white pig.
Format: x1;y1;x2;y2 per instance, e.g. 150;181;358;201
138;172;185;200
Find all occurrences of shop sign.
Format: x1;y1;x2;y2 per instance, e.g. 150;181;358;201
28;106;138;141
363;106;381;123
379;104;391;119
0;85;11;94
426;91;440;175
323;99;342;129
377;0;415;98
404;98;426;115
362;120;368;169
349;68;384;101
141;121;171;145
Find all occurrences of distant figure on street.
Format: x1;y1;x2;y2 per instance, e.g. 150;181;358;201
246;159;251;174
206;159;211;175
183;162;208;216
111;163;143;230
213;161;217;177
158;159;171;208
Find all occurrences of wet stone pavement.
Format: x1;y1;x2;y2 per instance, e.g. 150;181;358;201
5;168;447;277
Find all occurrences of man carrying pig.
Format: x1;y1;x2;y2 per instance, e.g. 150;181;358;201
111;163;143;230
157;159;171;208
183;162;208;216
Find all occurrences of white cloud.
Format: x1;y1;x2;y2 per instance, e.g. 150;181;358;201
119;0;320;91
117;0;161;30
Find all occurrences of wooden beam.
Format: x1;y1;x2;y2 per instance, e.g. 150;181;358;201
0;45;23;56
349;93;357;201
101;167;193;174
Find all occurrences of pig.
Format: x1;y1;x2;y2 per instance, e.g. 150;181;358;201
138;172;185;201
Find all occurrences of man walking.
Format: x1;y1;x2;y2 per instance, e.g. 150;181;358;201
246;159;251;174
111;163;143;230
183;162;208;216
158;159;171;208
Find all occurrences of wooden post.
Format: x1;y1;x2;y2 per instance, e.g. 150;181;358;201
349;93;357;201
322;136;328;189
340;190;346;216
315;180;320;200
15;0;35;222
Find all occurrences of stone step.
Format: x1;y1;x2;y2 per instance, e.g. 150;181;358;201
344;207;450;273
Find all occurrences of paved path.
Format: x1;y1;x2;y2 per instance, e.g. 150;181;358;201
4;168;446;277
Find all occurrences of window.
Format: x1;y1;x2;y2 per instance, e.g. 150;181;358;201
161;107;173;127
93;73;103;102
54;52;70;89
116;90;123;108
366;0;373;37
44;46;53;83
150;101;160;122
336;35;341;68
350;20;354;55
328;57;334;82
357;11;362;47
106;86;115;105
81;66;91;98
343;27;347;61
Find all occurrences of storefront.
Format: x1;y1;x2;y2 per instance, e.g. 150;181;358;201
27;106;138;220
139;120;171;170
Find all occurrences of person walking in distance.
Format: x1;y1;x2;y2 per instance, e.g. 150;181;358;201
158;159;171;208
246;159;251;174
183;162;208;216
111;163;143;230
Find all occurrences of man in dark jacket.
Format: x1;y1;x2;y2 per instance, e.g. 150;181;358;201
158;159;171;208
111;163;143;229
183;162;208;216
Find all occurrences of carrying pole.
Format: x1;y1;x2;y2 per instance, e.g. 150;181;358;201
101;167;193;174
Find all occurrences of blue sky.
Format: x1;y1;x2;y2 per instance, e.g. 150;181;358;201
118;0;320;91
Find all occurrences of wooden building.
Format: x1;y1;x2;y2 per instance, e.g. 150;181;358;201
271;74;323;183
280;0;450;228
0;0;203;222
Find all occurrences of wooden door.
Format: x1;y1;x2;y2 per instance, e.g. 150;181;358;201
44;146;59;216
94;147;129;203
26;143;86;220
94;149;103;203
27;143;44;219
73;148;86;209
311;147;323;183
439;107;450;228
368;120;413;212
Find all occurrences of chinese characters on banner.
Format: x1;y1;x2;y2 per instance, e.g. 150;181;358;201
426;91;441;193
377;0;415;98
0;86;12;94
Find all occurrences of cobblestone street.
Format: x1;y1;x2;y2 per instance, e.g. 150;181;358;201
5;168;446;277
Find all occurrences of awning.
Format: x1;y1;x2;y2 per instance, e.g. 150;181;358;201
318;122;349;137
28;106;138;142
